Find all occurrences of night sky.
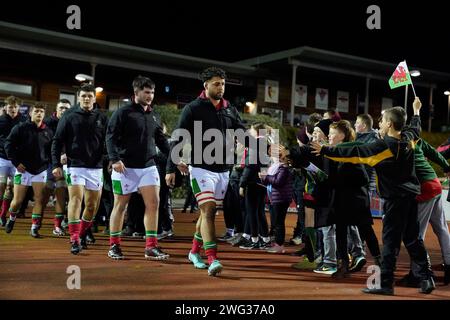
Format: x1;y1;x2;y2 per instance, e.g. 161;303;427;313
1;1;449;72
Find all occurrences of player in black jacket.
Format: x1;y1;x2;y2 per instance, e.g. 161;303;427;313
52;83;108;255
0;96;27;226
165;67;246;276
106;76;170;261
43;99;71;236
4;103;53;238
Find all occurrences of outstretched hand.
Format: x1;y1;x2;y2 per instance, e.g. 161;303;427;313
413;97;422;116
310;141;323;156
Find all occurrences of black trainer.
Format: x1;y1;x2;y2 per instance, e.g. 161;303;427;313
80;235;88;249
86;228;96;244
108;244;124;260
349;256;367;273
419;277;435;294
444;264;450;285
239;239;260;250
5;219;15;233
144;247;169;260
0;215;6;227
396;272;420;288
30;228;41;238
258;240;272;250
217;233;233;242
70;242;82;255
362;287;394;295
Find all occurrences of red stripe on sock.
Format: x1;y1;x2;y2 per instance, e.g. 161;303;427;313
69;223;80;243
54;217;63;228
110;236;121;246
79;220;93;237
205;248;218;265
146;237;158;249
191;238;203;254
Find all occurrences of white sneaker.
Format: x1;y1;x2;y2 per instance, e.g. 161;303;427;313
52;227;66;236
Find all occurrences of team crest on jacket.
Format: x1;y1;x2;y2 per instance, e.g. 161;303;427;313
96;120;102;127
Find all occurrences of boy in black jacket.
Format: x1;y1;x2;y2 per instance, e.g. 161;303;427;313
0;96;27;226
52;83;108;254
4;103;53;238
311;97;435;295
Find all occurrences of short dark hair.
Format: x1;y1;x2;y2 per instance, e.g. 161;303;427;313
383;107;407;131
133;76;155;91
199;67;227;82
357;114;373;129
306;113;323;134
78;83;96;94
58;98;71;106
32;102;47;111
5;96;21;106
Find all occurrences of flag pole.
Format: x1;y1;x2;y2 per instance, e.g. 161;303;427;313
410;82;417;97
405;60;417;97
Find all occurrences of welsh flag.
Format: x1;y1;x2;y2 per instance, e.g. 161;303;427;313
389;61;412;89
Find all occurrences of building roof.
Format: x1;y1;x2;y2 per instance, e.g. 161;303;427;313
0;21;256;80
236;46;450;88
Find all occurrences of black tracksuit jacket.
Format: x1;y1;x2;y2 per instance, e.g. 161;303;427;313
5;121;53;174
0;113;28;159
52;106;108;169
106;103;170;168
166;94;245;174
319;115;421;199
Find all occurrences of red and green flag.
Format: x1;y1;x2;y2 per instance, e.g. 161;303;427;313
389;61;412;89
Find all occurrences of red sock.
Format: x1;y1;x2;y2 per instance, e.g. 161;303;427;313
31;213;41;226
205;248;218;264
68;222;80;243
191;239;203;254
110;236;121;246
0;199;7;218
54;214;64;229
191;233;203;254
79;219;93;237
146;237;158;249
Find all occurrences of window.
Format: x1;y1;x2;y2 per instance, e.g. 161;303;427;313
59;91;76;106
0;81;33;96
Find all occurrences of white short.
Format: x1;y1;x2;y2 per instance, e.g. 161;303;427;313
65;167;103;191
14;169;47;186
189;166;229;207
111;166;160;195
0;157;16;184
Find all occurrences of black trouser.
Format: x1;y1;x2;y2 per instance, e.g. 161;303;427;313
336;223;381;262
245;184;268;238
183;183;197;211
223;179;245;232
158;181;172;233
293;189;305;237
357;224;380;257
272;202;290;245
381;197;432;288
98;188;113;226
268;204;276;235
126;193;145;233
